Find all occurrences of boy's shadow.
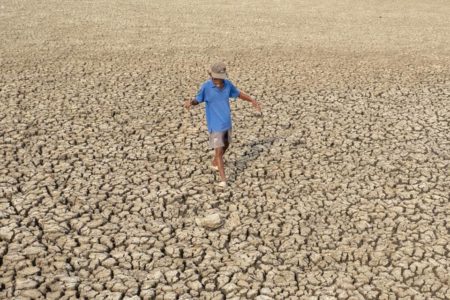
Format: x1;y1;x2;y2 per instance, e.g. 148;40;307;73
227;137;277;183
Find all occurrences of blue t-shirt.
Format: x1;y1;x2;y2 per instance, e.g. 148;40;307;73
196;79;240;133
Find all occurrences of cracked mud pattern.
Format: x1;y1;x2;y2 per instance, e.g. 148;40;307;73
1;1;449;299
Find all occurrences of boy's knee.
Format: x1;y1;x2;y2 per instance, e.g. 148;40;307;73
215;147;224;155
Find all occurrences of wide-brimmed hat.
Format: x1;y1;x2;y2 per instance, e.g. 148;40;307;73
209;62;228;80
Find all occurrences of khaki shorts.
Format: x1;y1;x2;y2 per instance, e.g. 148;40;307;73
209;129;232;149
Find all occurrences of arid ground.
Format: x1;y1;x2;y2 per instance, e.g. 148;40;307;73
1;0;449;299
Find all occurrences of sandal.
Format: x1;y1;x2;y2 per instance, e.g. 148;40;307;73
216;181;227;188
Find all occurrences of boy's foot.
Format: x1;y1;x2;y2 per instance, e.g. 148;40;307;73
216;181;227;188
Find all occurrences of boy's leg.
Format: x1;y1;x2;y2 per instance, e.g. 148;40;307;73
215;147;226;182
223;141;230;155
212;141;229;167
212;130;230;167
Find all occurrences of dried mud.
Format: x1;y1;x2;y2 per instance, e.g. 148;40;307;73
1;0;449;299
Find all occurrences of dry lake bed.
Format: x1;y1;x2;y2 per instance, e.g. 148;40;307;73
0;0;449;299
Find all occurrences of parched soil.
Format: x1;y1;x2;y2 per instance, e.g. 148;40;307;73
1;1;449;299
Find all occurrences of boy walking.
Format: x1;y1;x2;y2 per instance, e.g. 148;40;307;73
184;62;261;188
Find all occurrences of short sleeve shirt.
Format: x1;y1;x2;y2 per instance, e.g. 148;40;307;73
196;79;240;133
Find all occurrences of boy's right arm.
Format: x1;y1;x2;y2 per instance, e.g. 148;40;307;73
185;82;205;109
184;98;199;109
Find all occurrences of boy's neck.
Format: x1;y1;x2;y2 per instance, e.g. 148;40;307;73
212;78;225;89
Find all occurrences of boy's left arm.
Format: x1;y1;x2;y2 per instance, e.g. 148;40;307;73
238;91;261;112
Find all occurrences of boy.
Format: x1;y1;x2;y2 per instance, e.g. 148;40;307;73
184;62;261;188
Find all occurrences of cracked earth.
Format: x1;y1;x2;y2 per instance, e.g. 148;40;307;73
1;0;449;299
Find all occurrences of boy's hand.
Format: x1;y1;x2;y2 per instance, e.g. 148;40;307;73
184;98;194;109
251;99;262;112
